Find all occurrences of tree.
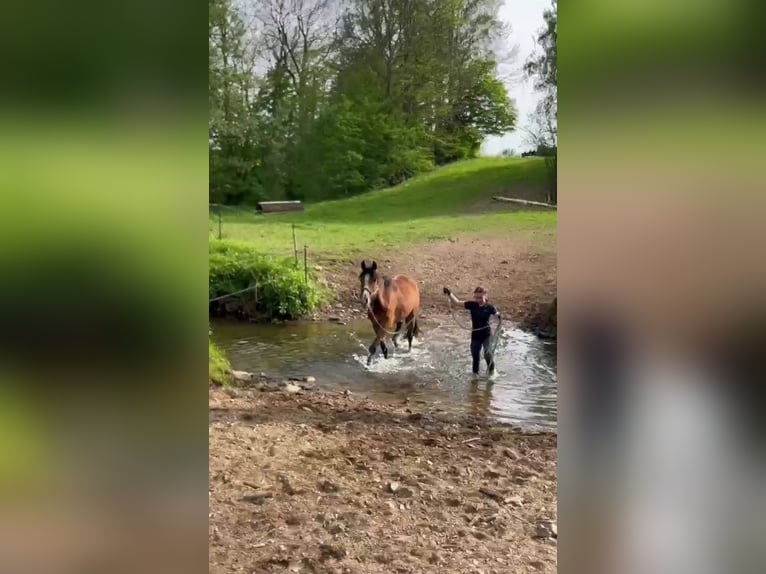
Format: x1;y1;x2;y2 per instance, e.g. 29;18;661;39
208;0;517;204
524;0;557;203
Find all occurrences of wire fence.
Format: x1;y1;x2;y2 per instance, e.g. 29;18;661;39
209;204;314;289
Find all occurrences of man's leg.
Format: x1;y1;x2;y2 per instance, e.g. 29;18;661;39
470;338;482;375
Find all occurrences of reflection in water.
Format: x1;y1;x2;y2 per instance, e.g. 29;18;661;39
467;380;494;418
211;317;557;430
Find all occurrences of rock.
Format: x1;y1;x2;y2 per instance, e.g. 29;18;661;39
319;543;346;560
395;487;414;499
428;552;443;565
328;316;342;322
285;513;304;526
502;448;519;460
504;495;523;507
304;376;316;383
535;520;557;539
278;474;299;495
479;487;504;502
407;413;423;422
283;382;302;394
319;479;341;493
387;481;401;493
231;370;253;382
242;492;273;505
484;468;502;479
464;503;479;514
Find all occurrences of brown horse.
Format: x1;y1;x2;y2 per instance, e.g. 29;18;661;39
358;260;420;365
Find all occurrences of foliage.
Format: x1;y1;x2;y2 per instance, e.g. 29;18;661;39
209;338;232;386
209;0;516;205
209;238;323;318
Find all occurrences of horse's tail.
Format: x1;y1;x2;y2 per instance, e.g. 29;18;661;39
413;317;420;338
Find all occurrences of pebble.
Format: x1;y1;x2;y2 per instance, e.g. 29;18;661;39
479;487;504;501
319;543;346;560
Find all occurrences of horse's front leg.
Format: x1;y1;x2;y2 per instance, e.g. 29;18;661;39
367;335;379;365
379;338;388;359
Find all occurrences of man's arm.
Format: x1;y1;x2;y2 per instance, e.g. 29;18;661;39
442;287;464;305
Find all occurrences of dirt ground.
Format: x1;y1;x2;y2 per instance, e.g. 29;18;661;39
209;386;557;574
315;232;557;326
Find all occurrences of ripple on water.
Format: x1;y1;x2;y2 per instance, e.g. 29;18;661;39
211;318;557;430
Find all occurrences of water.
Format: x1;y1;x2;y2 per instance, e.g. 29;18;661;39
211;317;557;430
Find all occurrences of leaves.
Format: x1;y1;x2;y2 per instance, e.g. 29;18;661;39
210;0;516;204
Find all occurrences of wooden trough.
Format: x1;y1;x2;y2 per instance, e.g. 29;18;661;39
257;200;304;214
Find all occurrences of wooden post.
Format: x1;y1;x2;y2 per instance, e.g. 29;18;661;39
304;245;308;284
292;224;298;267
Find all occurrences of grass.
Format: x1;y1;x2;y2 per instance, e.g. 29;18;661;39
209;339;231;386
214;157;556;256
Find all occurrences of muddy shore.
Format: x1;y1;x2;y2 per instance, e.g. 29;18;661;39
209;384;557;573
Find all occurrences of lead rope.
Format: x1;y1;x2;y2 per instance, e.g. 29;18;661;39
446;295;504;359
363;288;419;337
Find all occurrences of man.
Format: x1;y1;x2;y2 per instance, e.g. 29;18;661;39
443;286;501;377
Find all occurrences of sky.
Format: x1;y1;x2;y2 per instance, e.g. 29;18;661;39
480;0;550;156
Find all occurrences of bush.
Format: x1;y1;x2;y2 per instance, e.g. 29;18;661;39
209;239;322;319
209;339;231;386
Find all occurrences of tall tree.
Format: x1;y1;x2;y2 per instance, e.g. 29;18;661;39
524;0;557;203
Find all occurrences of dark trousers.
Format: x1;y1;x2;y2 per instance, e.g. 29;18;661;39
470;336;494;375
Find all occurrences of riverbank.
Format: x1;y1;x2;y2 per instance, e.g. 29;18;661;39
209;385;557;573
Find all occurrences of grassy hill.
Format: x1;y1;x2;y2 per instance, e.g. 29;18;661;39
214;157;556;256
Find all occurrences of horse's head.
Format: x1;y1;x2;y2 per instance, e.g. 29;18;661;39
359;260;379;306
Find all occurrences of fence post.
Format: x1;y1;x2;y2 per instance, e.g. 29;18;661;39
292;224;298;267
304;245;308;284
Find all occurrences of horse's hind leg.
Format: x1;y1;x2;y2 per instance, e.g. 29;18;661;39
391;321;403;348
380;339;388;359
404;313;416;350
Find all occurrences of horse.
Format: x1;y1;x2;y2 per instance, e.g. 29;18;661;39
358;260;420;365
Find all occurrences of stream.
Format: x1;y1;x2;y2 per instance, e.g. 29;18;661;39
211;317;557;430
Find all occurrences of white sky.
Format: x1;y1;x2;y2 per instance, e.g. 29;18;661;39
481;0;550;156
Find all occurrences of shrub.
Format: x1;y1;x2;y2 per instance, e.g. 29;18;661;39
209;239;322;319
209;339;231;386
